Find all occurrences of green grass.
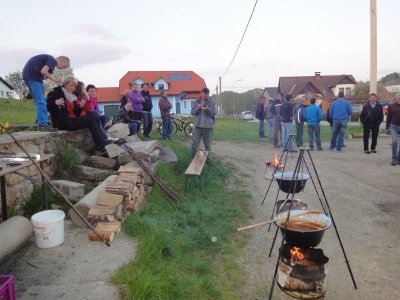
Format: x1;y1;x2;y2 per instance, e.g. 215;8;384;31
214;116;363;143
0;98;36;125
114;142;249;299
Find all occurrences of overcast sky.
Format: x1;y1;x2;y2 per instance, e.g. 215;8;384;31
1;0;399;93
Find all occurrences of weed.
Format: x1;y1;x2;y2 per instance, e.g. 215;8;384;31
54;139;79;173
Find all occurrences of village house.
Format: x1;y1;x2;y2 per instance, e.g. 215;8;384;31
383;78;400;93
95;71;206;118
0;76;14;99
265;72;357;113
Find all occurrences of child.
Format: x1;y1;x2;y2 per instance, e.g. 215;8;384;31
86;84;109;128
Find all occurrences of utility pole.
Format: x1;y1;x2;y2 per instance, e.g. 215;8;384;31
216;85;219;115
219;76;222;115
370;0;377;94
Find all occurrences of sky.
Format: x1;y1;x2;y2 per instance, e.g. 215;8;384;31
1;0;399;93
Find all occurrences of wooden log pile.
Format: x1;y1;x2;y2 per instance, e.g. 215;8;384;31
87;165;147;243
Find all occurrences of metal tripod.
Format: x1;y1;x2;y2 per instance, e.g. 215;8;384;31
262;138;357;299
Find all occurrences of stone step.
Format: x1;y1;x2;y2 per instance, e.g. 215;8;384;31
52;179;85;201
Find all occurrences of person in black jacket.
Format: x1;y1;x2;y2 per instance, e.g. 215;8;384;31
46;77;109;151
360;93;384;154
255;96;267;139
141;83;153;138
112;102;140;136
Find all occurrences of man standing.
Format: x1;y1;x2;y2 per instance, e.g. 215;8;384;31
329;91;353;151
158;90;172;140
255;96;267;139
386;93;400;165
23;54;70;131
293;97;306;147
360;93;384;154
190;88;216;158
141;83;153;138
280;94;296;152
271;92;283;148
304;98;323;151
265;98;274;140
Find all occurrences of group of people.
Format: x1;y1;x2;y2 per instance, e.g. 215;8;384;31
22;53;216;157
256;91;400;165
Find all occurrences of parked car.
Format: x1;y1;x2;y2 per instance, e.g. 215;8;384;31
239;111;255;120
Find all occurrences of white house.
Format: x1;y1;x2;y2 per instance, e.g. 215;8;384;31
0;76;14;98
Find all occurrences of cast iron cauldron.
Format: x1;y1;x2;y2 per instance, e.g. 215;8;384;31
275;199;308;214
273;172;309;194
275;210;332;248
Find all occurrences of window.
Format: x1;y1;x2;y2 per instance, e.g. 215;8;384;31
158;84;164;90
345;87;351;95
339;88;344;94
0;90;4;97
183;101;187;109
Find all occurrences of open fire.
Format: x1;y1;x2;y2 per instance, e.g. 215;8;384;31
277;244;329;299
265;154;284;172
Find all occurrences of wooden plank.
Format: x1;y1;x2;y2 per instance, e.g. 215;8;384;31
88;205;116;216
184;151;209;176
88;231;115;242
95;221;121;232
97;192;123;207
117;165;144;177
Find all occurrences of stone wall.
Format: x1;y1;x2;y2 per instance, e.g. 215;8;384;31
0;129;94;209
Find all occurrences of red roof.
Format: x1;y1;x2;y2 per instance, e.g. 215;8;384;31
96;87;120;103
96;70;206;103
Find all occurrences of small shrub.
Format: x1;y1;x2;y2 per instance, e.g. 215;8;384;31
54;139;79;173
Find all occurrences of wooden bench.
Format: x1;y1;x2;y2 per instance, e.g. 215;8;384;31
184;151;209;191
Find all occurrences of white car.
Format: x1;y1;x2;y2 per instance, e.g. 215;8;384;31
239;111;255;120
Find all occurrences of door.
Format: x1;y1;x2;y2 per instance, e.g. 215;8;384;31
176;102;181;114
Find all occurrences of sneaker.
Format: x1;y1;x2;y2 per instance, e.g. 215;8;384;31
38;124;58;132
106;136;119;143
364;150;371;154
317;148;323;151
371;149;377;153
391;160;397;166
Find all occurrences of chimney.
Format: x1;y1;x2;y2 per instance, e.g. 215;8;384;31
315;72;321;80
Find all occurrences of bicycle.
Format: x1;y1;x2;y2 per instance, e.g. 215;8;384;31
155;114;194;137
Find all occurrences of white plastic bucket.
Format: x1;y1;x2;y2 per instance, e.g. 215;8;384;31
31;210;65;248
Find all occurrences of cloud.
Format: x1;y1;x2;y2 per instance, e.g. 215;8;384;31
71;23;119;40
58;42;138;68
0;47;46;75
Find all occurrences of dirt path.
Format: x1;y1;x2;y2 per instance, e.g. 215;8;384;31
212;137;400;300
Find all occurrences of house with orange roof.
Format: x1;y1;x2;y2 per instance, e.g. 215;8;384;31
95;71;207;117
274;72;357;112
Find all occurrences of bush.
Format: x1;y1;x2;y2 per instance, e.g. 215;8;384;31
54;139;79;173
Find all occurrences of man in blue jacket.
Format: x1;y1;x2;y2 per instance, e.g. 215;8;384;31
328;91;353;151
304;97;323;150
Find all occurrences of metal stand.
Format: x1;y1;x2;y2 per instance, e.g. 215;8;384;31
262;136;357;299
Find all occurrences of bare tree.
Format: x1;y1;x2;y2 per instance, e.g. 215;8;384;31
4;70;28;99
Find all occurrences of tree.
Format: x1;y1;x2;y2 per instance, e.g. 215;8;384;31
379;72;400;84
44;67;75;94
4;70;28;99
349;81;390;104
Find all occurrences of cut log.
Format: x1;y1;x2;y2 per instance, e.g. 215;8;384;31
88;205;117;216
88;231;115;242
95;221;121;232
97;192;123;207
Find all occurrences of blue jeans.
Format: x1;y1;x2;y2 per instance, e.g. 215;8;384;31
128;122;138;136
99;115;109;128
281;122;294;151
267;118;274;139
308;124;322;149
389;124;400;160
162;116;172;140
330;120;348;151
259;119;265;138
296;122;304;146
25;80;48;126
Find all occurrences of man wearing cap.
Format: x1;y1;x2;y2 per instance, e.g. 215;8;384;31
386;93;400;165
23;54;70;131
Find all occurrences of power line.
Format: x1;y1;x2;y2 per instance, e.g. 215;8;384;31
221;0;259;77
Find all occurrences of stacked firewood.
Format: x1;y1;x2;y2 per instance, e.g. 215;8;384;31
87;166;147;243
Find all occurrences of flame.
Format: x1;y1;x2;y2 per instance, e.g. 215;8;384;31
290;246;305;263
271;154;284;167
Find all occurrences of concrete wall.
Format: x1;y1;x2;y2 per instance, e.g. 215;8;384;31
0;129;94;209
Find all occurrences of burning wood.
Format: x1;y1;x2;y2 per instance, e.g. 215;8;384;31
265;154;284;172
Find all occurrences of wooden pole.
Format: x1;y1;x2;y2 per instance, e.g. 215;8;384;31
370;0;377;94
